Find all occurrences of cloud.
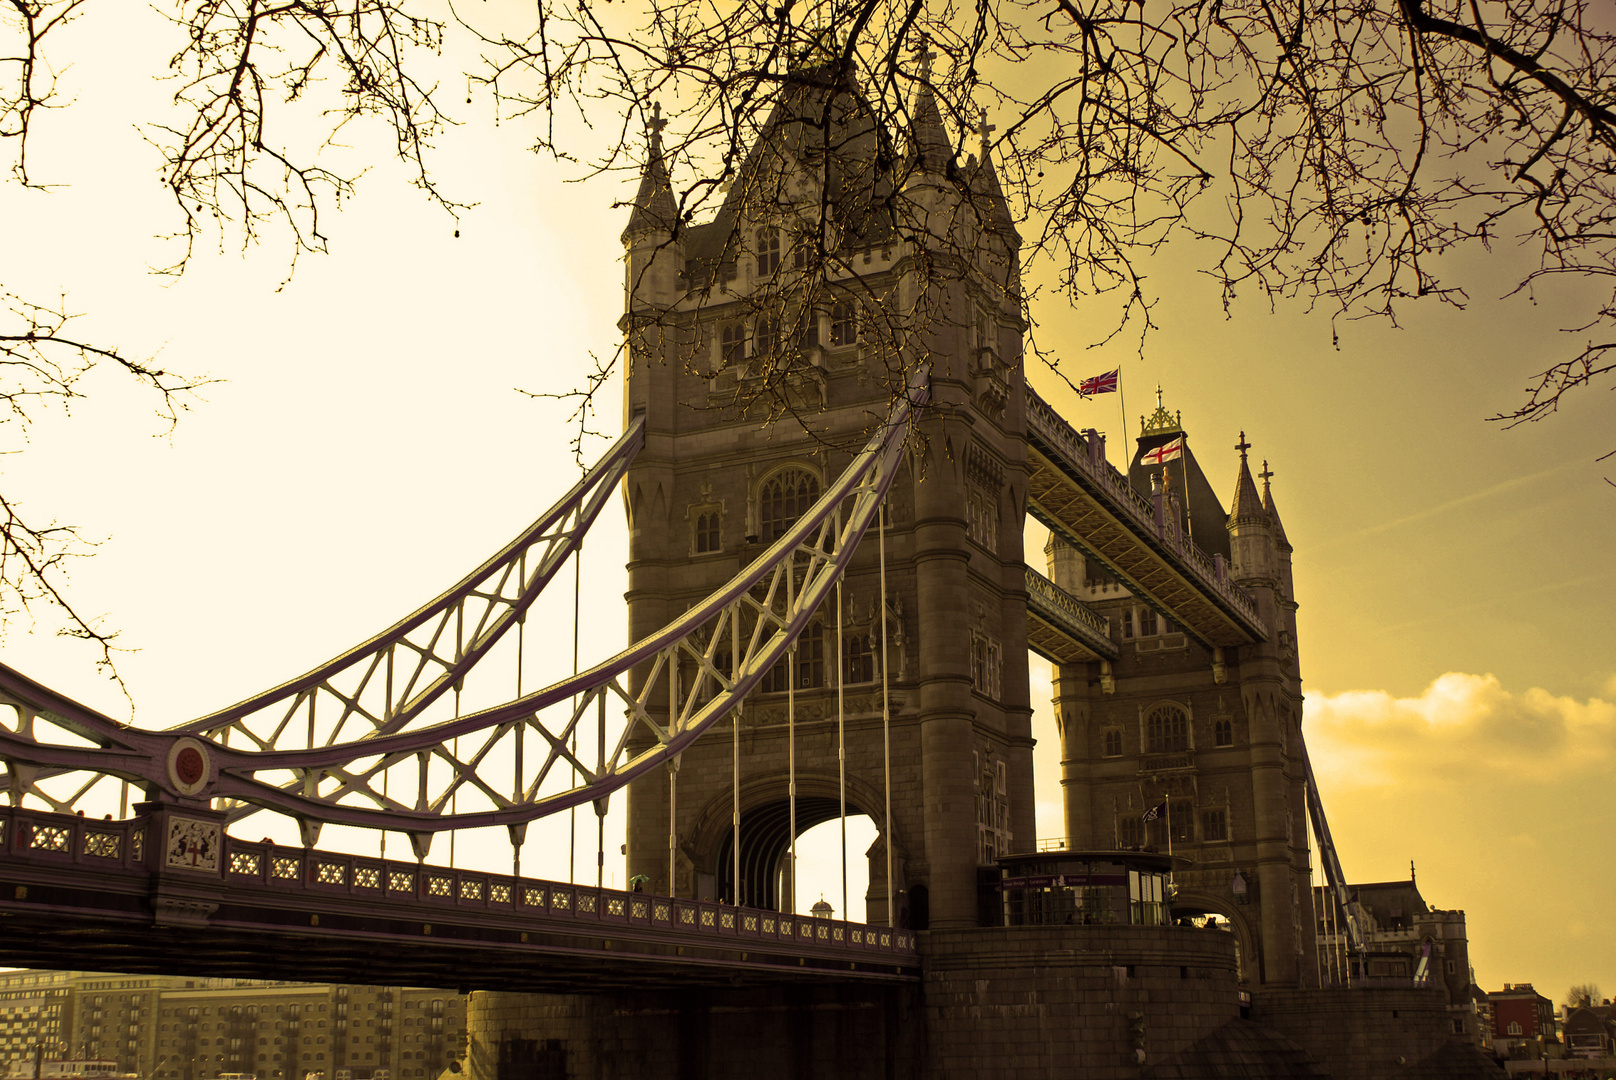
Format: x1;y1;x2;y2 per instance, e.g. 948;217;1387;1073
1305;673;1616;789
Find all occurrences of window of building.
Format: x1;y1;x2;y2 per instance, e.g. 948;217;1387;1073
720;323;744;367
1507;1021;1521;1036
846;634;874;683
759;469;819;543
756;228;780;276
1213;718;1233;747
1134;608;1159;637
1201;808;1228;842
829;302;856;347
755;316;780;358
795;313;818;350
1172;803;1192;841
1145;704;1190;754
694;512;719;554
761;622;823;693
966;489;998;552
1117;816;1143;849
1102;728;1123;757
791;234;810;270
971;634;1002;699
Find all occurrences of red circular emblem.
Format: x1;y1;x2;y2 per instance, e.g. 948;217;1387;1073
175;746;206;786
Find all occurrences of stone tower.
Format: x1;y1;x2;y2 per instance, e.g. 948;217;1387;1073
1045;394;1317;986
618;63;1033;931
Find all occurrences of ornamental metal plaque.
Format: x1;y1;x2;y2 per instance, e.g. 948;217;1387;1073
165;817;220;873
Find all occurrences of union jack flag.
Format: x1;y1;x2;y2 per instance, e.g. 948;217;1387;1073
1077;368;1119;396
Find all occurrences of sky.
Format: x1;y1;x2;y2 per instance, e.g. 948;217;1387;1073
2;3;1612;1005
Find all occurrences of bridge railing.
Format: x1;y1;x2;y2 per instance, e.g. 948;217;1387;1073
1024;567;1112;642
1024;387;1263;631
220;836;915;957
0;805;149;871
0;807;916;962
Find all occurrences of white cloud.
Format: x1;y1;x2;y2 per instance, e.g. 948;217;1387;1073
1305;673;1616;789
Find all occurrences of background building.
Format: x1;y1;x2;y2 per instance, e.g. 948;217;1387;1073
0;972;74;1071
1488;983;1556;1059
0;973;466;1080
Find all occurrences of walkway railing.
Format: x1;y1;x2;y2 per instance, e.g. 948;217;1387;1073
1024;568;1117;660
0;805;917;965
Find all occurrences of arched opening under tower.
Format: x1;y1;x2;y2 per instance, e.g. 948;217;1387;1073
714;799;882;917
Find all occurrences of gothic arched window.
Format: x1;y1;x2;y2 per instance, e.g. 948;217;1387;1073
720;323;744;366
1214;717;1233;747
755;316;780;358
761;621;823;692
694;512;719;554
759;468;819;543
1145;704;1189;754
756;228;780;276
829;301;856;346
846;633;874;683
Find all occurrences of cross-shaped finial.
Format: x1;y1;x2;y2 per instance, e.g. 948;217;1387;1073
1155;384;1164;409
1259;459;1273;493
978;108;996;150
1235;430;1251;462
913;38;938;81
648;100;667;137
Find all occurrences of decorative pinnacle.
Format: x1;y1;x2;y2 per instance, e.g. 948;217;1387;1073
1140;386;1183;437
913;38;938;81
1259;459;1273;497
978;108;996;153
648;100;667;140
1235;431;1251;462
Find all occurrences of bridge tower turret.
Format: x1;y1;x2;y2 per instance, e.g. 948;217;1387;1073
1226;434;1314;987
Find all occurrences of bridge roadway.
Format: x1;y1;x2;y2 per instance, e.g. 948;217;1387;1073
0;805;917;992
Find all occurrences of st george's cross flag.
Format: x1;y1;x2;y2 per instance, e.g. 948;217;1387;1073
1141;436;1184;466
1077;369;1119;396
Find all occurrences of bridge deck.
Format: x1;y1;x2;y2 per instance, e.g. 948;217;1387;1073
1024;567;1119;664
0;807;917;992
1025;388;1267;649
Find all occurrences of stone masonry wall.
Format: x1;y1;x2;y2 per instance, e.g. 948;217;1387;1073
469;983;923;1080
921;925;1243;1079
1251;985;1468;1080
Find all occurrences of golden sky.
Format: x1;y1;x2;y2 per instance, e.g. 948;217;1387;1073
3;2;1611;1002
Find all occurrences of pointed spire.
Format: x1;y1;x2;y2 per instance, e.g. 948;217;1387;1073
1261;459;1291;549
1229;431;1267;526
908;40;953;173
622;101;678;243
969;107;1021;244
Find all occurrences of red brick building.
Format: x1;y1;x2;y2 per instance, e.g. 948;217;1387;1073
1488;983;1555;1058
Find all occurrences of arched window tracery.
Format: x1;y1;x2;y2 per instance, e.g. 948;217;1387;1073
759;468;819;543
1145;703;1190;754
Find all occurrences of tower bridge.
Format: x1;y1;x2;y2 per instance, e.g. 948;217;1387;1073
0;64;1495;1080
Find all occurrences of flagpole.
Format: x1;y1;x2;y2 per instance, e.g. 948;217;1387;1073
1180;439;1193;541
1118;364;1129;464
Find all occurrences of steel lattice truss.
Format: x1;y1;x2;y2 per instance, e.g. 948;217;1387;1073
0;375;927;848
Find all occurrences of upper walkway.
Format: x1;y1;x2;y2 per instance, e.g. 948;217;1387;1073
1025;387;1268;649
1024;567;1118;664
0;805;917;992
